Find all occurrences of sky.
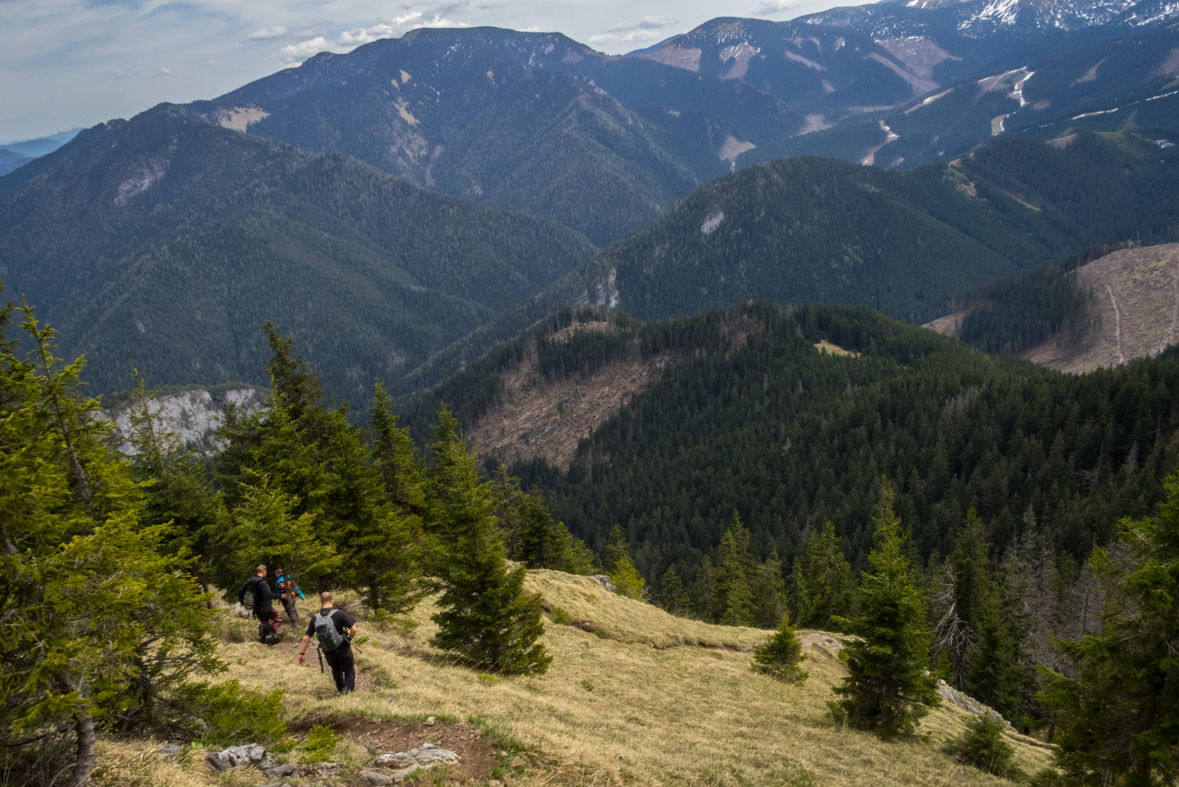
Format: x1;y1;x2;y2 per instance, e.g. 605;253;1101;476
0;0;853;143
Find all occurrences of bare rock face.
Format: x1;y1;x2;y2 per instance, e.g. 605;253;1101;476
366;743;460;782
589;574;616;592
99;387;265;458
205;743;274;772
936;680;1015;730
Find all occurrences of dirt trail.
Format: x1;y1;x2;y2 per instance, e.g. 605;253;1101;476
1106;284;1126;365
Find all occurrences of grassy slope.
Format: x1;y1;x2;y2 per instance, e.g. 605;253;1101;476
97;570;1053;787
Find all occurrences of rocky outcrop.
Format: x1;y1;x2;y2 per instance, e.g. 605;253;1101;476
205;743;275;772
362;744;460;784
99;387;264;458
936;680;1014;730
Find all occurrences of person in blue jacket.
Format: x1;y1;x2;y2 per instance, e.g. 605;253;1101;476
275;567;305;626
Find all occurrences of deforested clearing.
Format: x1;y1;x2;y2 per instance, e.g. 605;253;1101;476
101;569;1053;787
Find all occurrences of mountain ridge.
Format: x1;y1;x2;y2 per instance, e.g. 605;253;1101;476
0;103;594;399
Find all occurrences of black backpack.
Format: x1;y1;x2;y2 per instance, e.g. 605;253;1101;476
243;576;264;617
258;621;281;646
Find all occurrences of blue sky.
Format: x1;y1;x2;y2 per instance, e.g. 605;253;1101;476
0;0;848;143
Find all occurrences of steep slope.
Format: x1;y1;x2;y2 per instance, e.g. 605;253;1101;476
0;104;594;399
101;575;1053;786
928;243;1179;372
212;29;740;245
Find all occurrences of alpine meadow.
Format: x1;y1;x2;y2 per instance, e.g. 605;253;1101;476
4;1;1179;786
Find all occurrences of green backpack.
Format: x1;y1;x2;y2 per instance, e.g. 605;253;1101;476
313;609;347;652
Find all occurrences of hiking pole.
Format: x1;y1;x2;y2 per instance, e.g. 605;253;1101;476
317;647;324;674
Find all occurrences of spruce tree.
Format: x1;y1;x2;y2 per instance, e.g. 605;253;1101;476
790;521;855;631
752;548;789;629
369;381;427;516
659;567;692;617
934;509;994;689
713;510;754;626
830;478;939;735
217;469;343;590
515;487;566;569
604;524;646;599
611;555;647;600
752;612;809;683
0;298;220;784
217;329;421;612
966;560;1037;726
125;371;227;592
1037;471;1179;786
428;408;551;675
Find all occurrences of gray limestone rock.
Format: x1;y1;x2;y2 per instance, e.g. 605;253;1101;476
359;770;394;786
264;762;301;780
205;744;274;773
157;744;182;758
306;762;342;778
367;743;460;782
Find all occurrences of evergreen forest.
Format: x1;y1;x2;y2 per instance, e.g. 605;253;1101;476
7;281;1179;785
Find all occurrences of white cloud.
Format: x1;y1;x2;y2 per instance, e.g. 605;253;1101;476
605;16;676;33
749;0;805;14
280;37;331;61
588;28;665;45
337;13;423;47
249;26;288;41
282;13;472;62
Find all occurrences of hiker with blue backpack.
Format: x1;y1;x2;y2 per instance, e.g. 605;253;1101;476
297;591;358;693
275;567;304;627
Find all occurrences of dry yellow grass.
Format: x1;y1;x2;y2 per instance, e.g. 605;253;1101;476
813;340;858;357
98;570;1055;787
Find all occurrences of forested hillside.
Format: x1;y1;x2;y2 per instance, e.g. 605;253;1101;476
213;29;744;245
403;301;1179;613
399;131;1179;395
0;104;593;400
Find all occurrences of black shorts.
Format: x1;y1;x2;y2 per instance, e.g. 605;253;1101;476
256;609;278;624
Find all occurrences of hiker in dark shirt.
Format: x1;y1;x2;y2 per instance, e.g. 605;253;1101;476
238;564;285;629
297;591;358;693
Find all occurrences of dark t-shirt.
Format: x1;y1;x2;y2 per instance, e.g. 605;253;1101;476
305;608;356;640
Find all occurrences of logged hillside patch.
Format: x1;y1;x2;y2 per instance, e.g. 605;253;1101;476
929;243;1179;373
1024;243;1179;372
466;322;680;470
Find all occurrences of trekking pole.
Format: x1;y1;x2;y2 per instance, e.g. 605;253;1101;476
317;646;324;674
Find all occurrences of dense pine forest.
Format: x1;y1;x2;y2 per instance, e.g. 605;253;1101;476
407;301;1175;570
